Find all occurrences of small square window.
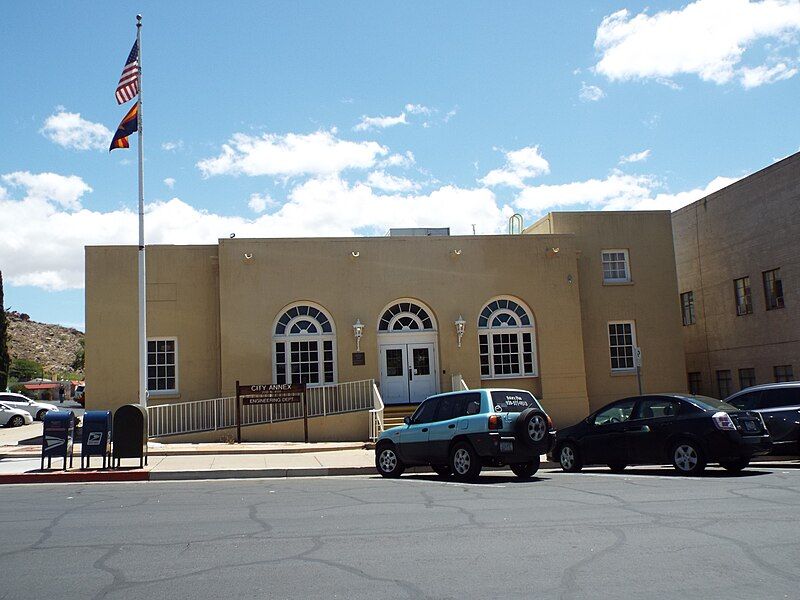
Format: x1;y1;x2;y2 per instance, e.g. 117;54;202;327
774;365;794;383
738;368;756;390
688;372;702;395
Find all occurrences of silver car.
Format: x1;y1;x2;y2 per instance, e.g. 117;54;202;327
0;403;34;427
0;393;57;421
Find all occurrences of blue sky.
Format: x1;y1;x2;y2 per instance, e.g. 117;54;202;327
2;0;799;329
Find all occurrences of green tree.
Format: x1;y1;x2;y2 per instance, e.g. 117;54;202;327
9;358;43;382
71;338;85;371
0;272;10;390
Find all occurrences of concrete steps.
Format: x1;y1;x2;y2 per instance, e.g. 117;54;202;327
382;404;418;430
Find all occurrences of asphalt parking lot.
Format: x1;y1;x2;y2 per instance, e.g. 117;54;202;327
1;463;799;599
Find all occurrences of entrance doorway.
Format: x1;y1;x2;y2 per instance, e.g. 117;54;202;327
379;343;437;405
376;300;440;405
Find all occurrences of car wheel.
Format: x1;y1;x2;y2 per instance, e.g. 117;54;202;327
720;458;749;473
9;415;25;427
36;409;48;421
432;465;451;478
450;442;482;481
607;463;627;473
671;440;706;476
510;455;541;479
559;442;582;473
375;444;405;478
517;408;549;451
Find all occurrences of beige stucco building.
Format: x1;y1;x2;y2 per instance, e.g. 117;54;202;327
673;152;800;398
85;210;686;440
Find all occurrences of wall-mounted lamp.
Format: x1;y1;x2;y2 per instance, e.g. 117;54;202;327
353;318;364;351
451;249;462;257
454;315;466;348
243;252;254;263
567;274;574;285
351;250;360;258
545;246;560;258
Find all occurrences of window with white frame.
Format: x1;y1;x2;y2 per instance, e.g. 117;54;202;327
478;298;537;379
147;338;177;393
608;321;636;371
601;250;630;283
273;304;336;386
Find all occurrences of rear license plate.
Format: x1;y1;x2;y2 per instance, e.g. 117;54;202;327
744;420;757;432
500;441;514;453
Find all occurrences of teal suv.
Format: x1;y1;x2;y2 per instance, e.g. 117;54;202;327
375;389;555;481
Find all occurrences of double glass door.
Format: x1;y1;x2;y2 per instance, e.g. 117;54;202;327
379;343;436;404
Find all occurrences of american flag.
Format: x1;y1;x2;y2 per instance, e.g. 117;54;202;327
115;40;139;104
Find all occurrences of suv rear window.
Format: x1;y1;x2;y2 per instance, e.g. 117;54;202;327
490;391;540;413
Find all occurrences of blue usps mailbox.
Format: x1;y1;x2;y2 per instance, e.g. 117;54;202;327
41;410;75;470
81;410;112;469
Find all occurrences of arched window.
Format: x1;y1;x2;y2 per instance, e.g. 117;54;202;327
273;303;336;386
378;301;436;332
477;297;537;379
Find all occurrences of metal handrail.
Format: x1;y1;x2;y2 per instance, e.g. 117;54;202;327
148;379;377;438
369;381;385;441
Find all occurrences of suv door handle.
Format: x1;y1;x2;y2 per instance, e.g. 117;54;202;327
421;427;428;432
448;423;455;429
626;425;651;433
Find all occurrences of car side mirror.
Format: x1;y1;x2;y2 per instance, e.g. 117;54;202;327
403;416;411;425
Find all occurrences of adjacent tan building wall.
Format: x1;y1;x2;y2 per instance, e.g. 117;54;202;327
85;245;221;412
527;211;687;411
673;152;800;396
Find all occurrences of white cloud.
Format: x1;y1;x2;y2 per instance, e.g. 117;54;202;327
380;151;416;169
0;170;509;290
1;171;91;210
480;146;551;188
594;0;800;87
443;107;458;123
163;177;176;189
579;82;605;102
404;103;432;115
619;149;651;164
740;61;798;87
365;171;421;193
40;110;112;151
247;192;276;213
162;140;184;152
514;170;737;214
353;112;407;131
197;130;388;178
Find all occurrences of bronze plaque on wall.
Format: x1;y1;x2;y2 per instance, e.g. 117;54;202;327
352;352;365;366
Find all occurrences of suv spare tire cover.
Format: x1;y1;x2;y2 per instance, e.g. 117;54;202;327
516;407;549;450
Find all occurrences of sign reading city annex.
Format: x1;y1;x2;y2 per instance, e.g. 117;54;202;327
237;382;306;406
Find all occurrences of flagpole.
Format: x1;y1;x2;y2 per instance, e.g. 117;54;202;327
136;14;147;409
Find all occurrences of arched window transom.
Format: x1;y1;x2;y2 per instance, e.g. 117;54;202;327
478;298;537;379
378;302;435;332
273;304;336;386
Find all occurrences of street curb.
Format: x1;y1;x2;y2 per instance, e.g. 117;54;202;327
0;470;148;485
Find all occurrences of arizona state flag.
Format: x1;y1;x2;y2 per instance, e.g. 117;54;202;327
109;102;138;151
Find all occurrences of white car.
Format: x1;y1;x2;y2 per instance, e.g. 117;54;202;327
0;403;34;427
0;393;57;421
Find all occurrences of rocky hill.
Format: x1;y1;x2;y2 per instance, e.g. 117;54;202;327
6;311;84;376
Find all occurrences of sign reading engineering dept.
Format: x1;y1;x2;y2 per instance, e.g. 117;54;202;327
237;382;306;405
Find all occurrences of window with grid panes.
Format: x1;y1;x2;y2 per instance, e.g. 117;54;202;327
477;298;537;379
601;250;630;283
774;365;794;383
273;304;336;386
147;338;177;393
688;372;702;395
608;322;636;371
716;370;732;399
734;277;752;315
738;368;756;390
763;269;784;310
680;291;695;325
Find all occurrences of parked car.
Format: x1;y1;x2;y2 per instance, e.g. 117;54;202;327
0;403;34;427
375;389;555;481
74;384;85;407
550;394;772;475
0;393;57;420
725;382;800;457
